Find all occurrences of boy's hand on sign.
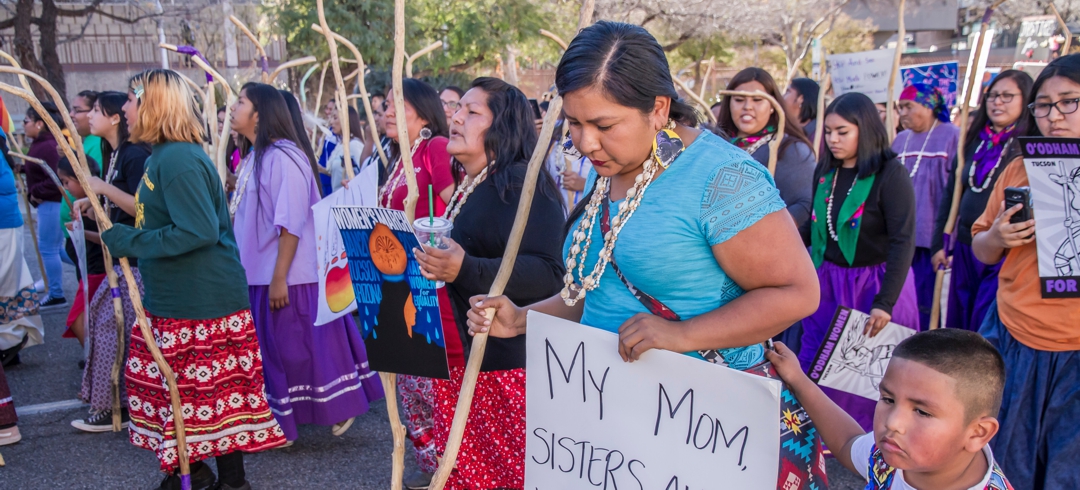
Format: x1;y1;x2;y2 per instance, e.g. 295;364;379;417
764;341;805;385
992;202;1035;249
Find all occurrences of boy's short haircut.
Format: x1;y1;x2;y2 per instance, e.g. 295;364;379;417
57;156;101;179
893;329;1005;421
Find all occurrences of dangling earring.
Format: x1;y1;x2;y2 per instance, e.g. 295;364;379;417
652;119;684;170
419;126;433;140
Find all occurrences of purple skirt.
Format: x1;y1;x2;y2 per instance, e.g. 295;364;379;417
912;247;934;331
249;283;384;440
945;242;1000;331
799;260;919;431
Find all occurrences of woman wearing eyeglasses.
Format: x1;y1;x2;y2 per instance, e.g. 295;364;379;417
971;54;1080;490
930;70;1033;331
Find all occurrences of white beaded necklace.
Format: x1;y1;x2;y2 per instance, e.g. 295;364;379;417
967;139;1008;194
228;155;254;219
826;170;857;242
901;120;938;178
443;165;488;223
378;136;425;208
560;155;662;306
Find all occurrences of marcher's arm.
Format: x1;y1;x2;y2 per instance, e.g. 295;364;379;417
100;170;220;259
873;165;916;313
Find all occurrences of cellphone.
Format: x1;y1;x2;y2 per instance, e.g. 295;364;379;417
1004;186;1033;224
528;98;542;120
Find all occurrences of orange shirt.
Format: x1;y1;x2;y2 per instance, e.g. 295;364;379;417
972;158;1080;351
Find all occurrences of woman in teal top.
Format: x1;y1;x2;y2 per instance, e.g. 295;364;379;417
464;22;827;489
99;69;285;490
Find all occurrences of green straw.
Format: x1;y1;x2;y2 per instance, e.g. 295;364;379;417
428;184;436;246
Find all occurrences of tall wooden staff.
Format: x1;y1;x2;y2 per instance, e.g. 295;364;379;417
885;0;906;143
429;3;591;488
229;15;270;83
269;56;318;83
311;24;390;169
1051;3;1072;56
813;73;832;158
539;29;569;50
405;41;444;78
929;0;1007;329
314;0;357;181
714;90;788;175
672;76;719;125
0;70;194;489
159;44;235;187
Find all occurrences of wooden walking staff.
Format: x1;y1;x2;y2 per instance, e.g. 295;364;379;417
929;0;1007;330
313;0;357;182
813;73;832;158
715;89;788;175
159;44;236;187
1051;3;1072;56
405;41;444;78
539;29;569;50
229;15;271;83
269;56;318;84
672;75;718;125
311;24;390;169
0;73;195;489
430;2;592;488
885;0;905;143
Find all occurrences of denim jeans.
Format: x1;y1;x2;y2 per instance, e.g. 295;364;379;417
35;200;65;299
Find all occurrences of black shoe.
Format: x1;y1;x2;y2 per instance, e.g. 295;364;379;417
39;296;67;307
0;335;28;367
155;463;216;490
212;482;251;490
71;408;130;433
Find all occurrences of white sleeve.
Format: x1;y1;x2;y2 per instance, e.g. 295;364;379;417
849;433;876;482
349;139;366;165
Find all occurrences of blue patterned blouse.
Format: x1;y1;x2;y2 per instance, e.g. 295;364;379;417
563;130;786;368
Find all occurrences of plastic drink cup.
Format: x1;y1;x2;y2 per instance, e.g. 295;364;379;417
414;217;454;288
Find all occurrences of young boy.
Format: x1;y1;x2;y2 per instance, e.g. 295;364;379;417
767;329;1014;490
56;156;105;347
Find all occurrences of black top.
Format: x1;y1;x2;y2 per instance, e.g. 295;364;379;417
930;139;1012;254
800;158;916;313
104;141;151;266
66;213;106;280
446;165;566;371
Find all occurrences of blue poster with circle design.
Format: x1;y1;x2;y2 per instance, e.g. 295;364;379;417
332;206;449;379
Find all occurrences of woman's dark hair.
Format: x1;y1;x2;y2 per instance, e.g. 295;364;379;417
816;92;897;180
341;105;365;142
76;90;99;106
441;85;465;98
1024;54;1080;138
279;89;324;196
26;101;64;126
718;67;812;154
789;78;820;123
95;91;137;168
555;20;700;127
238;83;309;209
453;77;561;205
388;78;449;161
57;155;101;179
965;70;1033;149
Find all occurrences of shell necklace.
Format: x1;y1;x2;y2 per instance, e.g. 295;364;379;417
967;139;1008;194
378;136;425;208
560;155;662;306
901;120;938;179
826;170;857;242
443;164;488;223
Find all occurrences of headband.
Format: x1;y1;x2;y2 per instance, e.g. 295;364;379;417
899;83;950;122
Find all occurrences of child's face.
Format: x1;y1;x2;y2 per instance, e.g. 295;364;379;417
59;174;87;199
873;359;982;471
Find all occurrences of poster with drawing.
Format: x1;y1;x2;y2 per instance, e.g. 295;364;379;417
809;307;916;401
901;61;958;110
1020;137;1080;298
311;162;378;325
525;312;781;490
332;206;449;379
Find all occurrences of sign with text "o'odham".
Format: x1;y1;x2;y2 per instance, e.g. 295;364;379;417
525;312;781;490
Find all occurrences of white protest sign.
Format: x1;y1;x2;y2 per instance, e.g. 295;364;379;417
311;161;377;325
525;312;781;490
828;49;897;103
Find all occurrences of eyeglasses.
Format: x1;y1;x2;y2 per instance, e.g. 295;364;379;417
1029;98;1080;118
984;92;1018;104
442;100;460;111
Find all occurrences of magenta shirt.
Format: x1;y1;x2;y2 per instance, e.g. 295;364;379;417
233;140;320;286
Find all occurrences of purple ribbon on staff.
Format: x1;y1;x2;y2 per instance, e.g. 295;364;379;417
110;287;122;299
176;45;214;84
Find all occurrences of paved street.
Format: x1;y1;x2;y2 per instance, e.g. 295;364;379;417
2;215;865;489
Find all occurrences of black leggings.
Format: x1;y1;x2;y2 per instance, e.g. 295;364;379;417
191;452;245;487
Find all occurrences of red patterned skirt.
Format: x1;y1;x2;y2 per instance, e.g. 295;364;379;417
125;309;286;472
433;366;527;490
